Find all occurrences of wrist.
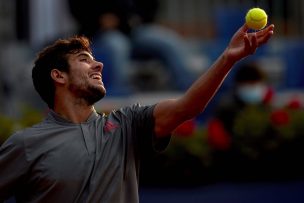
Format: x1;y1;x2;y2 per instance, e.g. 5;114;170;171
222;48;236;69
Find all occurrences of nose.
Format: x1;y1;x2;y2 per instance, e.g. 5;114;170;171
93;60;103;72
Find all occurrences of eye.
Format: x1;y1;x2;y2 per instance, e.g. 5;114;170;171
80;58;89;62
77;53;94;63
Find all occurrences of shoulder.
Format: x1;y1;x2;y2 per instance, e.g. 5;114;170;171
102;104;156;128
2;130;25;149
0;129;28;161
2;119;49;148
110;103;155;117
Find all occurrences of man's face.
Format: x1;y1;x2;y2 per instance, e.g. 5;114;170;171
66;51;106;105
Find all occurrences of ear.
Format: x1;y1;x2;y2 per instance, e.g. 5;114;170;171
51;69;67;84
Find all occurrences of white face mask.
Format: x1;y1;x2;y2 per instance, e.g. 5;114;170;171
236;83;267;104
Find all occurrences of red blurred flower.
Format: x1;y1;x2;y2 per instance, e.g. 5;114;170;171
287;98;302;109
207;119;231;150
270;109;290;126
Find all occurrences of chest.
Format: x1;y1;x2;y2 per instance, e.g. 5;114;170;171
26;125;128;192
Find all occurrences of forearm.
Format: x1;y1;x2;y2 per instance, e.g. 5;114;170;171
154;50;236;136
179;49;236;119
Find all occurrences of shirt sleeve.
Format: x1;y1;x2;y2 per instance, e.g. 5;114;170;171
122;103;171;155
0;132;30;201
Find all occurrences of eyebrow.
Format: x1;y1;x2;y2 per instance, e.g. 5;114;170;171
76;52;95;60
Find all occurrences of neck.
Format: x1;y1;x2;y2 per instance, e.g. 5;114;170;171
53;93;96;124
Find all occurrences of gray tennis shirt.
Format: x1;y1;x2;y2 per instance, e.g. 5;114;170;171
0;104;170;203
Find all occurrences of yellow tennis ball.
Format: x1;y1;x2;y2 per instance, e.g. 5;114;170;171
245;8;268;30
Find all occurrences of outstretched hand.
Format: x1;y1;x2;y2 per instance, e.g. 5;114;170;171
225;23;274;63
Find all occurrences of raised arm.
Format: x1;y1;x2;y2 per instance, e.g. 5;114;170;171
153;23;274;137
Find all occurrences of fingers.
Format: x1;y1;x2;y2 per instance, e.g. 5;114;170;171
265;24;275;31
257;28;274;45
245;33;258;54
248;24;274;46
256;24;275;37
259;31;273;45
250;33;258;49
243;34;250;49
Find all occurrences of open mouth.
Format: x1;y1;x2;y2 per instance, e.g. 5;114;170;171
90;73;102;80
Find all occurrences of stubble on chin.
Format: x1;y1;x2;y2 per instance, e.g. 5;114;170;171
68;82;106;106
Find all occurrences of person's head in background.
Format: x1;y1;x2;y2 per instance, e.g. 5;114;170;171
233;62;273;106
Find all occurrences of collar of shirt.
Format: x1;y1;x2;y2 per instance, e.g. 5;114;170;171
47;109;100;125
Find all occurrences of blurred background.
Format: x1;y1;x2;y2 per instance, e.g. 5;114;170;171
1;0;304;202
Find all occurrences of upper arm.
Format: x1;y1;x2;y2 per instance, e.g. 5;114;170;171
153;99;187;137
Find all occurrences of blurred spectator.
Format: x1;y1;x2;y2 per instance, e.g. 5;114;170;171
68;0;205;94
206;62;276;180
26;0;77;48
208;62;274;149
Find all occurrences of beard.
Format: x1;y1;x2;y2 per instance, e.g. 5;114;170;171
68;78;106;106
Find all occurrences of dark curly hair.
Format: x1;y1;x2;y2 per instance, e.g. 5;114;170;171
32;36;92;109
235;62;266;84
